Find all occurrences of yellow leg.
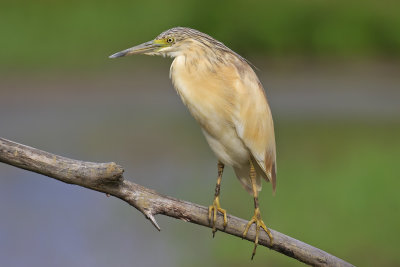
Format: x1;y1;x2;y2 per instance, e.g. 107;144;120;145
208;161;227;237
243;160;273;259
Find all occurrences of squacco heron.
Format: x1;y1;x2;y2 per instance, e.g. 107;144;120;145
110;27;276;259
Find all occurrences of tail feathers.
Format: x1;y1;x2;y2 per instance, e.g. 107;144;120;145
258;161;276;195
262;150;277;194
233;159;276;196
271;162;276;194
233;165;262;195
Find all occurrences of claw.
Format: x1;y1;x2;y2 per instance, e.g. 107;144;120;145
208;196;227;236
243;207;273;259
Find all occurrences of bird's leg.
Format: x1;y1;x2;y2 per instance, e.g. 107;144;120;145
243;160;273;260
208;161;227;237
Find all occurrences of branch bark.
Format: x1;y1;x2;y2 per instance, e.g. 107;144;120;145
0;137;353;266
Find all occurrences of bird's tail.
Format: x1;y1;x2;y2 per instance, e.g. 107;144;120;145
233;164;262;195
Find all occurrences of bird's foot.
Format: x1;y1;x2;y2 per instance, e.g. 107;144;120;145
243;207;273;260
208;196;227;237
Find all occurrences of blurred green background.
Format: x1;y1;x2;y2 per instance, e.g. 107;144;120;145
1;0;400;71
1;0;399;266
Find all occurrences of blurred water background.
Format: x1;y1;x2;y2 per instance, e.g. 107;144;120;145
1;0;399;266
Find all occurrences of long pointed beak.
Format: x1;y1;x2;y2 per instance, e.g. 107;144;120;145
109;40;161;58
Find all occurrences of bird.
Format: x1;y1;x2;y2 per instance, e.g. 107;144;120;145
109;27;276;259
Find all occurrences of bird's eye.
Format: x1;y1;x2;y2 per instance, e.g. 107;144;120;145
166;37;174;43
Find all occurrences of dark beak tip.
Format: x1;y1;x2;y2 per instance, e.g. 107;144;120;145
109;51;126;59
108;40;158;59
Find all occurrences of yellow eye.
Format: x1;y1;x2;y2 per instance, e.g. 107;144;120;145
166;37;174;43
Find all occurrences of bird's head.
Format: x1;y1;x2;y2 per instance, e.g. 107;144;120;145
109;27;229;59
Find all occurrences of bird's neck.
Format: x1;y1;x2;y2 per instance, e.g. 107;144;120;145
172;46;229;75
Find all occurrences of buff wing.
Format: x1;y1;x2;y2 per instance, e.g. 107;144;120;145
233;68;277;193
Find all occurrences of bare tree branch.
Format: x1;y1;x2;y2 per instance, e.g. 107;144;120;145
0;137;353;266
